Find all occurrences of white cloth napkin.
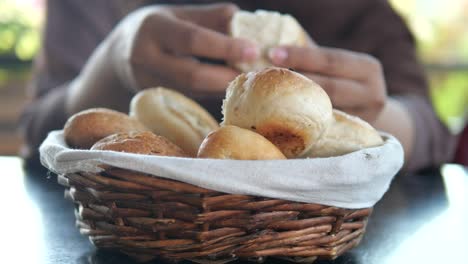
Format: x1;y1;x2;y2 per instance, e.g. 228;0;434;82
40;130;404;209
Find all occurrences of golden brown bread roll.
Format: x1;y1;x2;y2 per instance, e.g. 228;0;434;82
64;108;148;149
91;131;187;157
197;125;286;160
130;87;219;156
230;10;308;72
304;110;384;157
222;68;333;158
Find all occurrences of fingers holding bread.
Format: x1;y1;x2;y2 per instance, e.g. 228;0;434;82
198;125;286;160
61;8;386;161
230;10;309;72
130;87;219;156
64;108;148;149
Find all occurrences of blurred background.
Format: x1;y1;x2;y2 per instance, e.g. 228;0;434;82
0;0;466;155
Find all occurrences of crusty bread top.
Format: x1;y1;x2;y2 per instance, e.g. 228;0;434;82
305;110;384;158
230;10;308;72
222;68;333;158
91;131;187;157
64;108;148;149
197;125;286;160
129;87;219;156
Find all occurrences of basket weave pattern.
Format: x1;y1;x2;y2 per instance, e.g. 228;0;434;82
58;167;371;262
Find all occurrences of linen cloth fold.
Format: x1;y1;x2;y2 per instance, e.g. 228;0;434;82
40;130;404;209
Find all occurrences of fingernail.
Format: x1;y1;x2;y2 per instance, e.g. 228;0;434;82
268;47;288;64
242;46;259;61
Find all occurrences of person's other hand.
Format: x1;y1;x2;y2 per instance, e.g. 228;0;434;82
111;3;259;96
268;45;387;123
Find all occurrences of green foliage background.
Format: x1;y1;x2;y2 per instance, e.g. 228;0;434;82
0;0;42;60
391;0;467;133
0;0;43;89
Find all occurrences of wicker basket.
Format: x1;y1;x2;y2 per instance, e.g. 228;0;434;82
57;167;371;263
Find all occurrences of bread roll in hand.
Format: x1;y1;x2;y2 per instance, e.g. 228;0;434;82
130;87;219;156
222;68;333;158
91;131;187;157
64;108;148;149
198;125;286;160
305;110;384;157
230;10;308;72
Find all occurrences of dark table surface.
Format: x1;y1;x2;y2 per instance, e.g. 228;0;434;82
1;157;467;264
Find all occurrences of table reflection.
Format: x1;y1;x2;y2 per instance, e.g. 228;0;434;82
384;165;468;263
0;157;45;263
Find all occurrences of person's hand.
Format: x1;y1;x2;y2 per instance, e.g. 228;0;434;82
268;45;387;123
111;3;259;96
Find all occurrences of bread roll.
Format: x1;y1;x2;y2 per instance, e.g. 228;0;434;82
64;108;148;149
305;110;384;157
91;131;187;157
198;125;286;160
129;87;219;156
230;10;308;72
222;68;333;158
